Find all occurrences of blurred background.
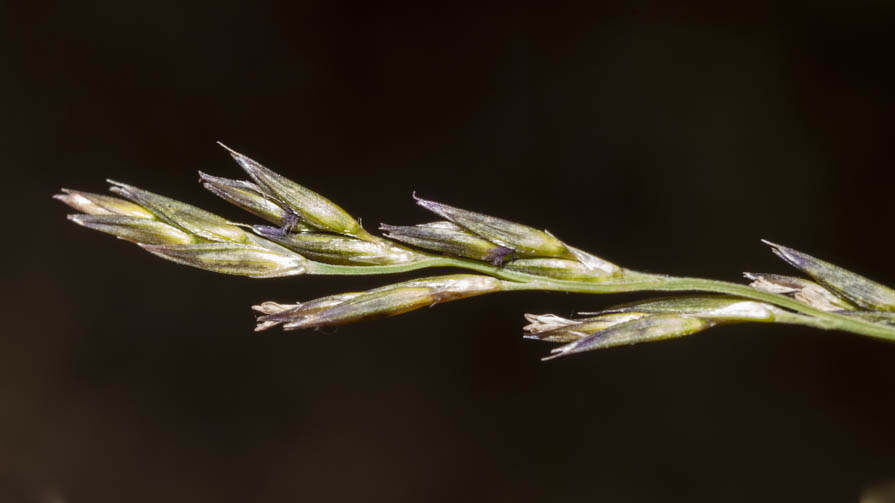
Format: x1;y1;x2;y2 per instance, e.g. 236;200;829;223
3;1;895;501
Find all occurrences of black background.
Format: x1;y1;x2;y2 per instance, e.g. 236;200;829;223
4;2;895;502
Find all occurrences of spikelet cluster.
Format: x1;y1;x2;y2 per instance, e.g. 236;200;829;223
57;145;895;361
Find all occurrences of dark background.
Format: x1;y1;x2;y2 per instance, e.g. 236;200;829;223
3;1;895;501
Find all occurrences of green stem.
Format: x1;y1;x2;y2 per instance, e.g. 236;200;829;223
308;256;658;285
306;255;895;342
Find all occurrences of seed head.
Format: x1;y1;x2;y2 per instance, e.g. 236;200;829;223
380;221;513;264
504;258;609;281
139;242;307;278
253;226;421;265
67;214;196;245
256;274;503;330
109;180;248;243
763;240;895;311
412;194;571;259
543;314;711;360
744;272;857;312
54;189;155;218
252;293;364;331
199;171;299;227
523;312;646;343
534;295;785;358
218;143;362;236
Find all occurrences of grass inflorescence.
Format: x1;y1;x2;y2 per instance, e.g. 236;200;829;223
56;144;895;360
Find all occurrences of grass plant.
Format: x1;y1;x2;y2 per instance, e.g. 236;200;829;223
56;145;895;360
